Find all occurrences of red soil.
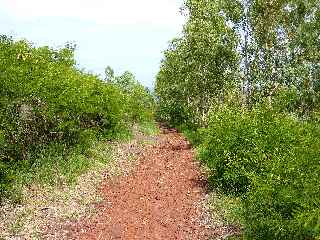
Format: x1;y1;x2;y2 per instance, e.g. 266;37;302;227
66;129;213;239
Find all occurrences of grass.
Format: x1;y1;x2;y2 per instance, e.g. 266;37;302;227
0;140;113;239
179;127;244;239
9;141;112;202
139;120;160;136
207;191;243;227
9;212;25;235
0;122;159;239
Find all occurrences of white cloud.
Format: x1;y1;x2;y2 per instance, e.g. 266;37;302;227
1;0;185;28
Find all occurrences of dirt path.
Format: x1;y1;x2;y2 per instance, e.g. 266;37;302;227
65;129;213;239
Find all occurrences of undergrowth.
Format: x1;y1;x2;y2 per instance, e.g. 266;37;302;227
0;35;156;201
189;106;320;240
0;121;159;239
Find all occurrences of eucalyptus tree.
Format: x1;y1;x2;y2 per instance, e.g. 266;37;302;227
104;67;156;123
240;0;320;112
156;0;320;125
104;65;114;82
156;0;239;126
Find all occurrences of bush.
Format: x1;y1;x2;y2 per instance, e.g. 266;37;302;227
107;70;155;124
0;36;155;200
198;106;320;239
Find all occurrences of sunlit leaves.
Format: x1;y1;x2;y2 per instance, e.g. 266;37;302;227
0;36;155;198
156;0;239;126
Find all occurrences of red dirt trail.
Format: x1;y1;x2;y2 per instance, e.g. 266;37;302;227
66;129;213;239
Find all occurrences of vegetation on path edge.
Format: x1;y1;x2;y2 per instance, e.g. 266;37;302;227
156;0;320;239
0;35;156;201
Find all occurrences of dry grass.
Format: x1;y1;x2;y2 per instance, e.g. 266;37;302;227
0;126;158;240
195;163;243;240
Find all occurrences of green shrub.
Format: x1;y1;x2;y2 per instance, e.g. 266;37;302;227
156;101;197;128
106;70;156;124
199;106;320;239
179;126;207;147
0;35;155;200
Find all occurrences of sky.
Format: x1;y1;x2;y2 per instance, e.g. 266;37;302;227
0;0;185;88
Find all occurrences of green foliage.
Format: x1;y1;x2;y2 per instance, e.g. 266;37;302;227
105;68;155;123
0;36;155;200
156;0;320;125
243;0;320;113
155;0;320;239
138;121;160;136
198;106;320;239
155;0;239;127
179;126;207;147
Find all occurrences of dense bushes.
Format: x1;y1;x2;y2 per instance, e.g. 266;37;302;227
155;0;320;238
106;70;156;123
198;106;320;239
0;36;155;199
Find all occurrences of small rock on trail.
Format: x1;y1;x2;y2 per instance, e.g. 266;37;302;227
63;129;214;240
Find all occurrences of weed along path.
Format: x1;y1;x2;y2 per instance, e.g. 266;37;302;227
65;128;213;239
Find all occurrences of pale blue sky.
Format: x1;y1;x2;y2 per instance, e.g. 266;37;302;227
0;0;185;88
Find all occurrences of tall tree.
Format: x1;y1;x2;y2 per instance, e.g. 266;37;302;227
156;0;239;126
